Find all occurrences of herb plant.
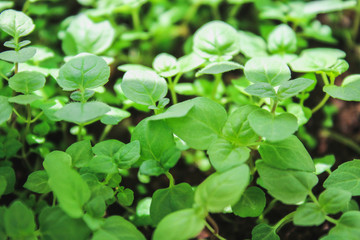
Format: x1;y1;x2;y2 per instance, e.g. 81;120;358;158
1;1;360;240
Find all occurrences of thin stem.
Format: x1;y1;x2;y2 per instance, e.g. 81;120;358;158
229;4;242;19
352;0;360;41
12;108;27;122
211;4;221;20
321;129;360;154
308;191;320;206
165;171;175;187
99;125;113;142
77;124;84;141
211;73;222;99
205;215;226;240
273;212;295;232
0;72;9;81
325;215;339;225
167;77;178;104
131;7;141;31
271;100;278;114
25;104;31;133
261;199;278;219
30;111;43;123
312;72;331;113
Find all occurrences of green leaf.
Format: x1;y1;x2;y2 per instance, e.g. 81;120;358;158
43;151;91;218
277;78;314;99
8;71;45;94
177;53;206;73
267;24;297;53
248;109;298;142
57;54;110;91
244;57;291;86
159;147;181;170
66;140;93;168
139;160;165;176
93;216;146;240
70;89;95;102
93;139;124;157
0;60;12;77
39;207;91;240
314;155;335;175
8;94;41;105
153;209;205;240
304;0;356;15
85;196;106;218
4;201;36;239
153;53;179;77
100;107;130;125
256;161;318;204
150;183;194;225
323;159;360;196
121;70;167;106
0;9;34;38
325;211;360;240
207;138;250;172
86;156;117;174
222;105;259;145
23;170;50;194
193;20;240;61
0;47;36;63
289;51;338;73
55;102;110;124
258;135;315;172
319;188;352;214
115;141;141;169
152;97;227;150
195;61;243;77
245;83;276;98
0;176;6;198
0;167;15;195
195;165;249;212
238;30;268;58
117;64;153;72
62;14;115;55
0;96;12;125
252;223;280;240
117;188;134;207
293;203;325;226
323;74;360;101
232;187;266;218
286;103;312;126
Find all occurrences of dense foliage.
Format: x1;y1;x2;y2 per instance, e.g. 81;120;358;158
0;0;360;239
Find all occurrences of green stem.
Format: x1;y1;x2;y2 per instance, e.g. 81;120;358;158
205;215;226;240
0;72;9;81
77;124;84;141
165;171;175;187
25;104;31;133
258;199;278;222
325;215;339;225
271;100;278;114
12;108;27;122
167;77;178;104
308;191;320;206
312;73;331;113
184;3;200;23
211;73;222;99
99;125;113;142
273;212;295;232
30;111;43;123
229;4;242;19
131;7;141;31
211;4;221;20
321;129;360;154
352;0;360;41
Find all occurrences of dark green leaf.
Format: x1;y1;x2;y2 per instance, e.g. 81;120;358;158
0;167;15;195
115;141;140;169
252;223;280;240
319;188;352;214
139;160;165;176
117;188;134;207
232;187;266;217
23;170;50;194
0;96;12;125
4;201;35;239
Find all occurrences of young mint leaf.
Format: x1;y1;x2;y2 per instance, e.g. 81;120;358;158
319;188;352;214
258;135;315;172
195;61;243;77
23;170;51;194
252;223;280;240
4;39;31;49
267;24;297;54
8;94;41;105
177;53;206;73
4;201;36;239
323;74;360;101
323;159;360;196
121;70;168;106
238;30;268;58
100;107;130;125
62;14;115;55
39;207;91;240
139;160;165;176
290;51;338;73
159;147;181;170
93;139;125;158
232;186;266;218
55;102;110;124
195;165;249;212
0;96;12;125
0;47;36;63
207;138;250;172
152;53;179;77
244;57;291;86
8;71;45;94
150;183;194;225
153;209;205;240
245;82;277;98
293;203;325;226
117;64;153;72
323;211;360;240
115;140;141;169
0;9;35;38
277;78;314;99
314;155;335;175
0;167;15;195
66;140;93;168
193;20;240;61
256;160;318;204
117;188;134;207
286;103;312;126
57;54;110;91
85;196;106;218
70;89;95;102
248;109;298;142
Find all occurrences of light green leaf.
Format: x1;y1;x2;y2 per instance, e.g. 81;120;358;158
323;74;360;101
251;223;280;240
115;141;141;169
304;0;356;15
57;54;110;91
193;20;240;61
258;135;315;172
314;155;335;175
66;140;93;168
232;187;266;218
248;109;298;142
267;24;297;53
0;9;34;38
325;211;360;240
121;70;167;106
196;61;243;77
245;83;276;98
117;64;153;72
238;30;268;58
256;160;318;204
177;53;206;73
0;96;12;125
150;183;194;225
153;53;179;77
323;159;360;196
153;209;205;240
100;107;130;125
93;139;124;158
294;203;325;226
23;170;50;194
0;47;36;63
195;165;250;212
290;51;338;73
244;57;291;86
8;94;41;105
159;147;181;170
277;78;314;99
55;102;110;124
62;14;115;55
139;160;165;176
207;138;250;172
319;188;352;214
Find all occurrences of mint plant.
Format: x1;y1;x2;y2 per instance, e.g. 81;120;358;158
1;1;360;240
